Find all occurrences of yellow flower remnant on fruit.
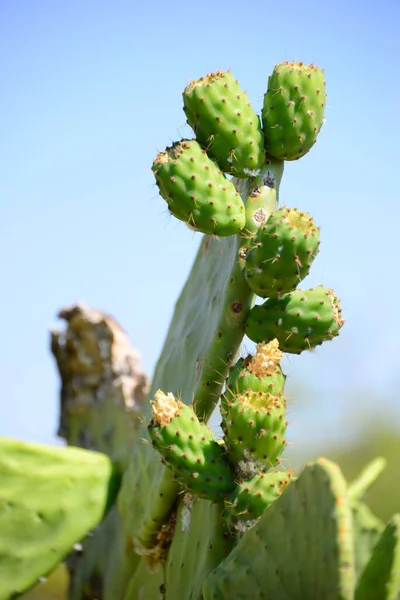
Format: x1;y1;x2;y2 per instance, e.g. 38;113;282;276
150;390;180;426
247;339;283;377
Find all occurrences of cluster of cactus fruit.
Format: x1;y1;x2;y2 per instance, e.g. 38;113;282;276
0;61;399;600
148;340;292;535
152;63;343;355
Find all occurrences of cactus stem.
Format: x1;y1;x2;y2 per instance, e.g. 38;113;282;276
193;161;284;419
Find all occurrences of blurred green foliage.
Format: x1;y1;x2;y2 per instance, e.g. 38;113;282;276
289;413;400;524
328;420;400;523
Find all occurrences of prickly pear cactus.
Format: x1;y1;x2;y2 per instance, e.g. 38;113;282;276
221;387;287;470
244;206;320;297
245;285;344;352
262;61;327;160
1;61;398;600
0;438;119;600
203;458;356;600
152;139;246;236
355;515;400;600
148;392;235;500
224;340;286;398
182;70;266;177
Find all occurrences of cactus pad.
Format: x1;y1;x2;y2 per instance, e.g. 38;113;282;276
245;285;344;353
351;500;384;579
152;139;245;236
148;391;235;501
203;458;355;600
0;437;118;600
244;206;320;297
348;457;387;502
165;497;234;600
262;61;326;160
183;71;265;177
355;514;400;600
67;506;141;600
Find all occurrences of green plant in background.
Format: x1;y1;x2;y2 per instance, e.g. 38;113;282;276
1;61;399;600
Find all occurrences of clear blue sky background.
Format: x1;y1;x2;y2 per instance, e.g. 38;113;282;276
1;0;399;455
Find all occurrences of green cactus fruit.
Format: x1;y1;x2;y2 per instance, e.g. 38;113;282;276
222;389;287;473
245;285;344;353
183;71;266;177
147;390;235;501
244;206;320;297
203;458;355;600
152;139;245;236
262;61;327;161
221;339;286;432
355;514;400;600
225;339;286;396
224;469;293;535
0;437;119;600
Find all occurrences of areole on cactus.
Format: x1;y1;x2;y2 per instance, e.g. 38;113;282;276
0;60;398;600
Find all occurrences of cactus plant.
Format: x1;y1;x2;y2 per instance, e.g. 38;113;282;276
245;285;344;352
0;438;119;600
261;61;327;160
182;70;266;177
244;206;320;297
1;61;399;600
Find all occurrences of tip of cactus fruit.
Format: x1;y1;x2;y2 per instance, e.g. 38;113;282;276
150;390;180;426
277;61;323;73
327;289;344;327
247;339;283;377
153;140;192;168
184;69;229;92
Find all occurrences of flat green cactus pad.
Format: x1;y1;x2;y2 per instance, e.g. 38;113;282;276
348;457;387;502
165;497;234;600
120;233;243;549
123;556;164;600
355;514;400;600
202;458;355;600
67;506;140;600
0;437;118;600
351;500;384;580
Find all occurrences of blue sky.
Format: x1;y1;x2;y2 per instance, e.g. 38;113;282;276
1;0;399;454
